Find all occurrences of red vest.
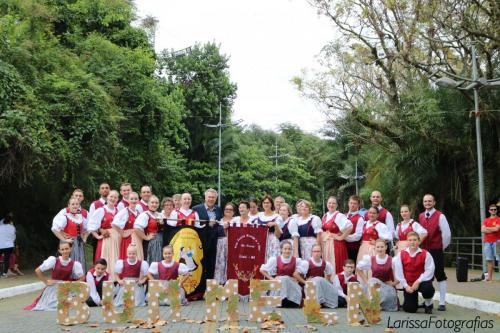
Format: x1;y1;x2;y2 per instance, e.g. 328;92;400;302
419;210;443;250
92;199;105;210
63;208;83;237
362;221;379;241
79;208;88;219
307;259;326;278
101;208;116;229
397;221;414;241
119;199;130;209
346;213;362;250
371;256;393;282
276;256;296;277
144;212;158;234
139;200;148;212
120;260;142;279
176;209;196;226
337;273;358;295
124;209;137;230
158;261;180;280
51;257;74;281
401;249;427;285
89;267;109;287
365;207;388;224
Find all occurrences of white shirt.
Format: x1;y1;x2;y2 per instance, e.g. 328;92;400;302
89;198;106;218
114;259;149;276
231;216;255;227
112;207;139;229
424;208;452;249
260;255;294;276
363;220;393;241
168;208;202;228
134;211;162;231
356;254;397;273
38;256;84;279
51;208;87;233
0;223;16;249
395;219;428;240
117;200;130;211
289;215;322;237
322;211;352;232
297;258;334;277
332;272;356;298
136;200;149;214
394;248;435;288
148;261;189;277
87;206;117;232
376;205;395;236
86;270;108;305
345;211;365;243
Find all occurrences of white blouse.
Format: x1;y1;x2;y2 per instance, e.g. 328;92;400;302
297;258;334;277
112;207;139;229
148;261;189;276
289;215;323;238
114;259;149;276
231;216;255;227
395;219;428;240
168;208;202;228
363;220;393;241
86;270;108;305
88;206;117;232
260;255;296;276
323;211;352;232
356;254;397;272
345;211;365;243
134;211;162;231
88;198;106;218
38;256;84;279
51;208;87;233
252;212;284;227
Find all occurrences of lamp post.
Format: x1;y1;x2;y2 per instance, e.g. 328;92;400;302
340;159;365;195
204;103;242;206
430;43;500;271
268;135;290;193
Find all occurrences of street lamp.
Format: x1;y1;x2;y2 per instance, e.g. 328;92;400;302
430;43;500;271
204;103;242;206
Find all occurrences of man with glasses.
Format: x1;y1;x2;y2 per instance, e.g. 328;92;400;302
481;203;500;281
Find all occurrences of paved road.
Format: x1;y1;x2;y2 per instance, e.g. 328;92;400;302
0;291;498;333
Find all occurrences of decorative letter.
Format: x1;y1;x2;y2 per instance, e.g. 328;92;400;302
57;282;90;325
248;279;282;323
204;279;239;322
347;282;381;325
303;281;338;325
147;280;182;323
102;280;135;323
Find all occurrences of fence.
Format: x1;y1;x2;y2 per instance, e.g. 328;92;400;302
444;236;485;271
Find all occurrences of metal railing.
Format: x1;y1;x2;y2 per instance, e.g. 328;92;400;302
444;236;484;270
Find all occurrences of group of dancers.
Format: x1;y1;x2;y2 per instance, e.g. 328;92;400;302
28;182;452;315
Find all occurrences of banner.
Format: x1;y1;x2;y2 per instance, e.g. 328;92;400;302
163;225;218;300
227;226;267;296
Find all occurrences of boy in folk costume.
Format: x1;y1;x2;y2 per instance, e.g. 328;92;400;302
137;185;152;213
117;183;133;211
86;259;109;307
418;194;451;311
344;195;365;262
89;183;110;217
332;259;358;307
394;232;435;314
114;244;149;307
294;244;338;308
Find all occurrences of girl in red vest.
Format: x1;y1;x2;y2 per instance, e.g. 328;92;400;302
51;197;89;272
294;244;338;308
321;196;352;275
394;232;435;313
85;258;108;307
260;240;302;307
114;244;149;307
356;239;398;311
168;193;202;227
356;206;392;263
394;205;427;255
332;259;357;307
112;191;140;260
88;190;120;278
134;195;163;263
27;241;84;311
147;245;190;305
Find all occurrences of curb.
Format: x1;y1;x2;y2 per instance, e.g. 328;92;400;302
433;292;500;314
0;282;44;300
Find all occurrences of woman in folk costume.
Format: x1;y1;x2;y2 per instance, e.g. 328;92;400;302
112;191;140;260
161;197;175;220
168;193;203;227
260;240;302;307
147;245;189;305
294;244;338;308
321;196;352;275
356;206;392;263
356;239;399;311
278;203;294;249
114;244;149;307
86;258;109;307
51;197;89;272
394;205;427;255
134;195;163;263
289;200;322;261
214;203;236;284
26;241;84;311
88;190;120;277
232;200;253;227
254;195;283;261
248;198;260;220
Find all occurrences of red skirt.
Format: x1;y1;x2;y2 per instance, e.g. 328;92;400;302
94;238;103;264
119;235;132;260
333;239;348;275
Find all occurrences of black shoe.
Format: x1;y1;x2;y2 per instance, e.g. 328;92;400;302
424;305;433;314
418;301;425;308
438;304;446;311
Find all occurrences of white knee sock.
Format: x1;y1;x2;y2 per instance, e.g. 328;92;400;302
438;280;447;305
424;299;433;306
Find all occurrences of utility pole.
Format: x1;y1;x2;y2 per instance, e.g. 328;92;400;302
268;135;289;193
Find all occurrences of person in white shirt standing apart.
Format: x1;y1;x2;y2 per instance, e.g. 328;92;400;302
418;194;451;311
0;213;16;277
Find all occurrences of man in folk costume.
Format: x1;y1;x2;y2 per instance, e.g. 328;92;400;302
294;244;338;308
137;185;152;213
332;259;358;307
89;183;110;217
418;194;451;311
86;258;109;307
344;195;365;262
117;182;133;211
364;191;395;240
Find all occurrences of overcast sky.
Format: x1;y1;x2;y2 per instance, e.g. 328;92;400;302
135;0;335;133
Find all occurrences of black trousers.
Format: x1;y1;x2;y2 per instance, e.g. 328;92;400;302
0;247;13;274
347;247;359;262
402;280;435;313
428;249;447;281
337;296;347;308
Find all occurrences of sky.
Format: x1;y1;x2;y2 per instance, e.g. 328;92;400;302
135;0;335;133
